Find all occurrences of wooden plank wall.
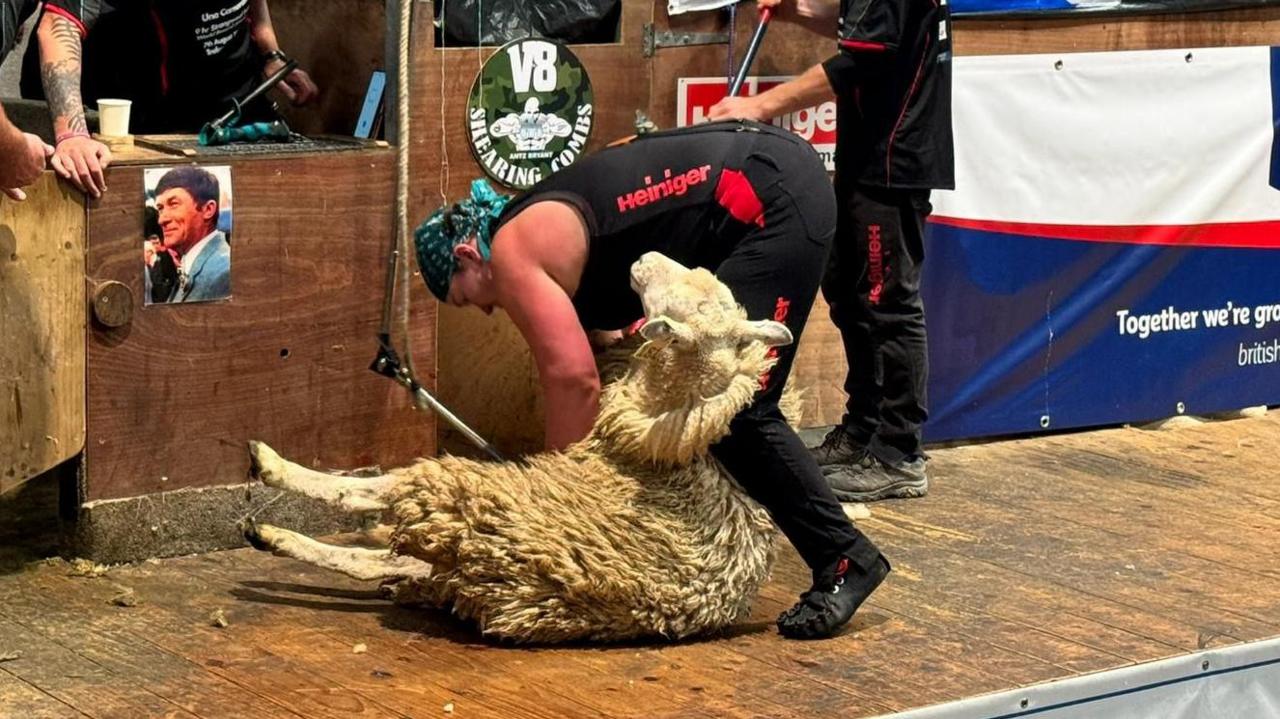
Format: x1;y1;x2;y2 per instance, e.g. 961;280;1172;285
953;7;1280;55
84;152;434;502
0;174;86;494
268;0;387;137
410;2;655;455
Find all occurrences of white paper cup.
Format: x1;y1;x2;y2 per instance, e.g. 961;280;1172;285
97;98;132;138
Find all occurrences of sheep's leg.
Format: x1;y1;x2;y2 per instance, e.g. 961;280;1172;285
364;522;395;546
241;520;432;582
248;441;395;511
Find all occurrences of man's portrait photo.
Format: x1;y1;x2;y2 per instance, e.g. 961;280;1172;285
143;165;234;305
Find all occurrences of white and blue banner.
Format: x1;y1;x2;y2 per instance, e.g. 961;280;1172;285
949;0;1277;17
924;45;1280;441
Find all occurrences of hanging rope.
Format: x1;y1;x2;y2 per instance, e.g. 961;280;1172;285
373;0;503;461
396;0;415;379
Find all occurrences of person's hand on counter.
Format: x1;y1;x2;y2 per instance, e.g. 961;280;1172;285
1;106;55;201
50;133;112;199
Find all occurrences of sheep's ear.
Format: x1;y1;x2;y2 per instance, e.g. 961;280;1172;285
640;316;694;344
740;319;793;348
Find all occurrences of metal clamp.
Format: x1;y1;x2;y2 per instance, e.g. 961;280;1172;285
642;23;729;57
370;336;505;462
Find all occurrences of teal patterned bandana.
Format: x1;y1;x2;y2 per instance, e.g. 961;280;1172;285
414;179;511;301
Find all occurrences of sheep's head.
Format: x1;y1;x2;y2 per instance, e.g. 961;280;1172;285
591;252;793;465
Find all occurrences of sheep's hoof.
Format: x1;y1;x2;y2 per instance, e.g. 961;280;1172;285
378;578;400;600
239;518;272;552
247;441;284;486
379;578;436;607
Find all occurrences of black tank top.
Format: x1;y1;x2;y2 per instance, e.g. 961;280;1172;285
493;120;811;329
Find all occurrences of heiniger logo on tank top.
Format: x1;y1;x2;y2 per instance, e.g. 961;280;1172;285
616;165;713;214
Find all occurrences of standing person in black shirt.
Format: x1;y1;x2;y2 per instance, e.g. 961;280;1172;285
22;0;319;197
415;120;891;640
0;0;35;61
709;0;954;502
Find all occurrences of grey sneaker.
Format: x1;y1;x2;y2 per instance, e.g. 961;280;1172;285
811;426;870;468
825;455;928;502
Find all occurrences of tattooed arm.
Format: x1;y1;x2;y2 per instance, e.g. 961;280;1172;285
37;11;111;197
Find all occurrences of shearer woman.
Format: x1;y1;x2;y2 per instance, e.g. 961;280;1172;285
414;119;891;640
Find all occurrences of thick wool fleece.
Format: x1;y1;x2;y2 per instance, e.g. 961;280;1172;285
598;334;806;435
249;257;802;644
386;448;775;643
382;323;784;643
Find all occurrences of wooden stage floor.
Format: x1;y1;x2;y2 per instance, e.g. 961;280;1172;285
2;412;1279;718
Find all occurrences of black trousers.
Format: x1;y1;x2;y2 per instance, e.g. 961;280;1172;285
826;183;932;464
708;147;882;578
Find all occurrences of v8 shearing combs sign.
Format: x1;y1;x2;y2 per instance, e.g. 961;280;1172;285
466;38;595;190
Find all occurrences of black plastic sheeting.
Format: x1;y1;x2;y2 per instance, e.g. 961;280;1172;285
435;0;621;46
952;0;1279;18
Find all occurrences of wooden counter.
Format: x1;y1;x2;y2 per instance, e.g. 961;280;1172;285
2;137;436;558
81;140;434;503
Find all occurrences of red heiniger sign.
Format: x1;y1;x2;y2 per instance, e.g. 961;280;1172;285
676;76;836;171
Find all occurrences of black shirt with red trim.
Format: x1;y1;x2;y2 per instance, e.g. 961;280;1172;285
492;121;818;330
30;0;266;133
821;0;954;190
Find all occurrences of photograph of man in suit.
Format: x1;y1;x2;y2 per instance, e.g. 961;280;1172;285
149;166;231;304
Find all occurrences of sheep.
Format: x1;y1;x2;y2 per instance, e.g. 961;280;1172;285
241;251;796;643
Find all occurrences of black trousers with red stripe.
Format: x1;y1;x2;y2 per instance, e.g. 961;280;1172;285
708;147;883;579
825;183;933;464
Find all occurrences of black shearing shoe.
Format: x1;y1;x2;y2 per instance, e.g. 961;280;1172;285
777;554;891;640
